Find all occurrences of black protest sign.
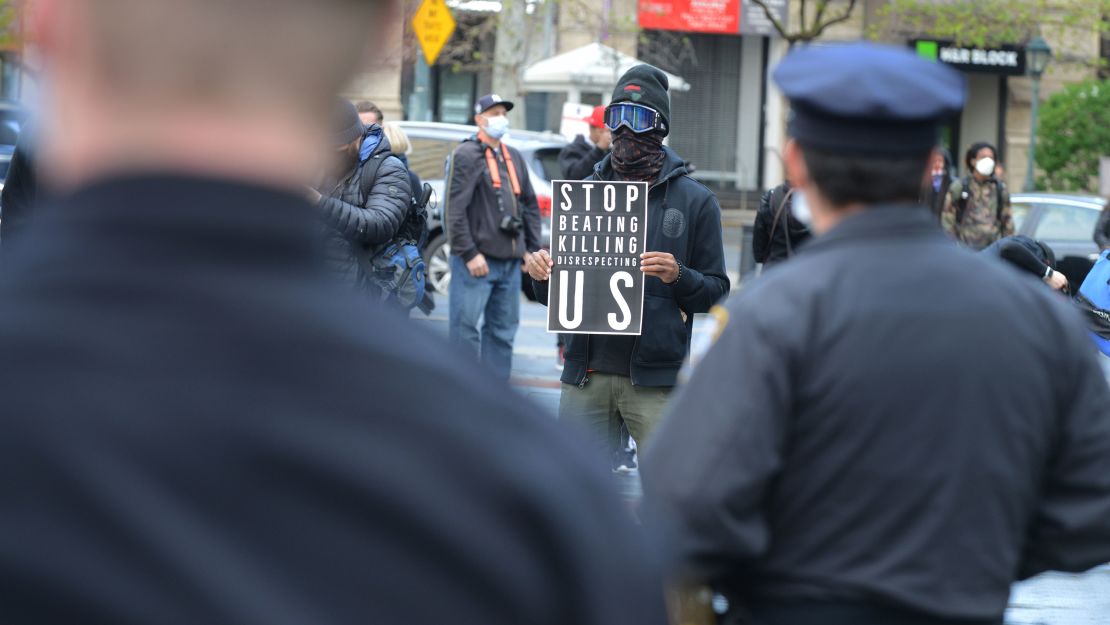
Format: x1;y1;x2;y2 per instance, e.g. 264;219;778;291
547;180;648;335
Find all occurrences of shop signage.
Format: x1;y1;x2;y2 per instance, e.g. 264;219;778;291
547;181;649;335
740;0;788;36
913;39;1026;76
638;0;741;35
638;0;787;36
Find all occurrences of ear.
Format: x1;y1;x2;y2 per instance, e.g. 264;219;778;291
784;139;809;189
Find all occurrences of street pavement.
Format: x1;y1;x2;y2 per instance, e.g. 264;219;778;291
411;225;1110;624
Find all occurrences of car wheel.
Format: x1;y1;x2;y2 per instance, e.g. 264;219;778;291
424;233;451;296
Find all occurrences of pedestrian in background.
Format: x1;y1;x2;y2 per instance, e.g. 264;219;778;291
921;147;953;219
445;94;543;380
381;122;422;200
356;100;383;126
0;1;668;624
559;105;611;180
526;65;730;460
312;99;409;296
752;180;810;267
942;141;1014;249
644;43;1110;625
982;235;1069;291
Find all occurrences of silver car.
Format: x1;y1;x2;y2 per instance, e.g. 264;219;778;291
396;121;566;297
1010;193;1106;289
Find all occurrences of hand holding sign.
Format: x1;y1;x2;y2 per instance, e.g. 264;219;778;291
641;252;680;284
525;249;554;282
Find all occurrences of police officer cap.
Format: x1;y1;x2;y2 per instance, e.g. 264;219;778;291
773;42;966;155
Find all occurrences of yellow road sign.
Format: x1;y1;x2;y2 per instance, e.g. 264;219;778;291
413;0;457;66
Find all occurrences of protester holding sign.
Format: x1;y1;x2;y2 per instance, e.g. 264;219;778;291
526;65;729;458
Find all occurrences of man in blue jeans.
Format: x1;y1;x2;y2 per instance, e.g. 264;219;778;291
445;94;542;379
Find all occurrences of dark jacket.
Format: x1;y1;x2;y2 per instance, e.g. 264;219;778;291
533;147;731;388
752;182;810;266
0;175;669;625
1095;205;1110;250
922;173;953;219
0;136;38;251
445;136;542;262
644;207;1110;624
559;134;607;181
318;125;409;288
982;235;1054;279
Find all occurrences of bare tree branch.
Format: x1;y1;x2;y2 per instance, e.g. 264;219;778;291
812;0;832;33
749;0;791;41
810;0;859;40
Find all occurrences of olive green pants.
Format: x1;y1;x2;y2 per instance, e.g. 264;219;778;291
559;373;672;461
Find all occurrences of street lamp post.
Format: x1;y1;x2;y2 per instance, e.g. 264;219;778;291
1024;35;1053;192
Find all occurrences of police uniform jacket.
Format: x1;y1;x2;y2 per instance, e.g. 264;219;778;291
643;206;1110;623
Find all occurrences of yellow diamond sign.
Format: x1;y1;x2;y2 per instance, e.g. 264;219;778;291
413;0;456;66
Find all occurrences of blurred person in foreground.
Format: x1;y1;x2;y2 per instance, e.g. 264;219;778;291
643;42;1110;625
0;2;667;624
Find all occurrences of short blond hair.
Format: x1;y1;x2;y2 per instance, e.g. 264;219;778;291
382;123;411;156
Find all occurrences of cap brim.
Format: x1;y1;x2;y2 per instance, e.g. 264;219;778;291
479;101;514;114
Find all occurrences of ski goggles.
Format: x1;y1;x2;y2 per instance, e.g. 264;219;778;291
604;102;667;134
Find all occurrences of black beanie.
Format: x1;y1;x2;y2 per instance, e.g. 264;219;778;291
332;99;365;147
610;64;671;136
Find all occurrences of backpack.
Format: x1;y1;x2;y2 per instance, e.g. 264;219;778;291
1079;250;1110;356
357;152;434;314
952;176;1009;227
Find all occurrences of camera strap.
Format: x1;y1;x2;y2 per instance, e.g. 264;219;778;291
484;146;521;197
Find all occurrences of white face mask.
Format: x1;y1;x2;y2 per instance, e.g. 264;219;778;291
791;190;812;227
975;157;996;177
483;114;510;139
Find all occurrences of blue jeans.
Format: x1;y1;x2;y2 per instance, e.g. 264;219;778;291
449;255;521;380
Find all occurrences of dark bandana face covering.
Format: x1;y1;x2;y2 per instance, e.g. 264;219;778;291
611;128;665;182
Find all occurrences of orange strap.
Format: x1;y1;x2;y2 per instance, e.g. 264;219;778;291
484;147;521;196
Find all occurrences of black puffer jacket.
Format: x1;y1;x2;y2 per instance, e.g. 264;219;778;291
318;126;410;289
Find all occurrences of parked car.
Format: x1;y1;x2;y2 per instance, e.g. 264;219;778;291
1010;193;1106;290
395;121;566;298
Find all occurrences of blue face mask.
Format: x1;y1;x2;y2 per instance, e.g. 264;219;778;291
483;115;510;139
